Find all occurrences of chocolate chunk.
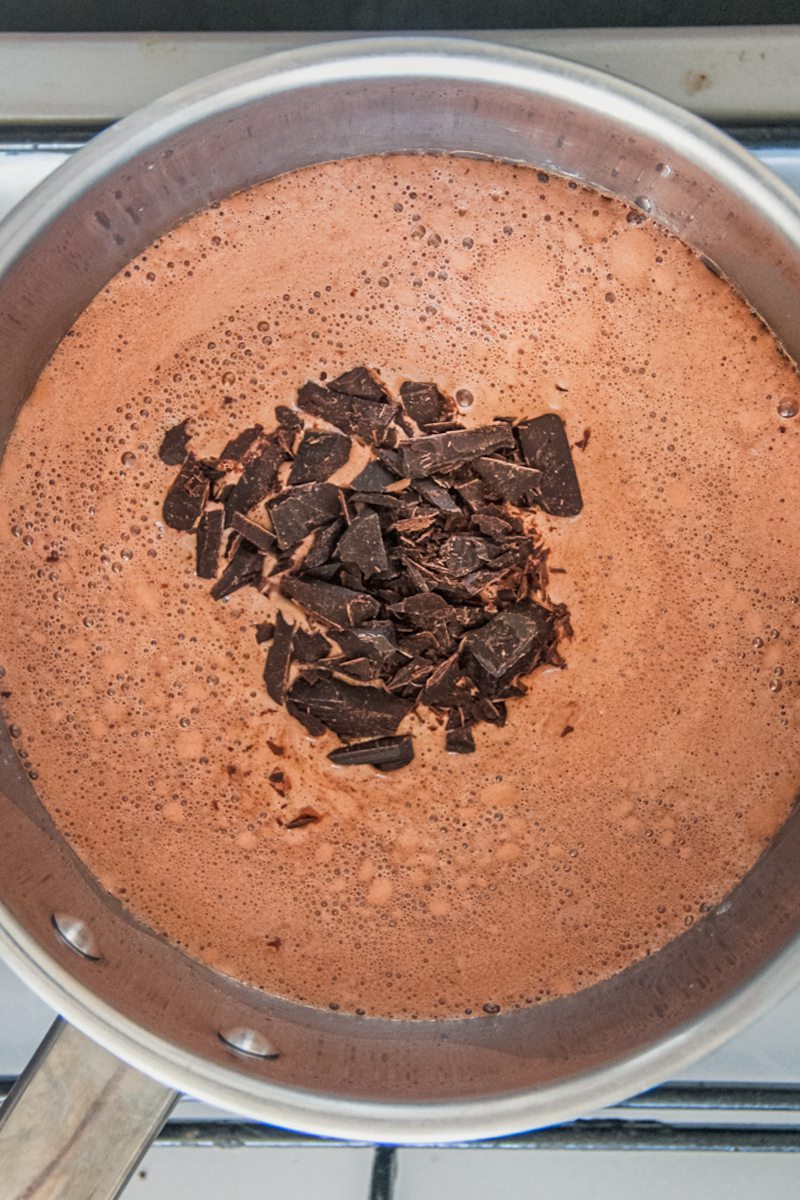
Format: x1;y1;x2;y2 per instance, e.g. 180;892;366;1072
303;519;345;570
461;601;555;695
276;405;304;435
285;700;327;737
446;727;476;754
386;657;434;693
329;366;388;402
399;381;455;430
517;414;583;516
374;447;405;476
438;534;493;578
210;542;263;600
163;455;210;531
255;621;275;644
392;511;438;535
286;674;412;738
400;425;515;478
158;419;191;466
412;478;461;513
331;622;397;663
297;380;395;445
328;735;414;770
280;576;379;629
224;437;285;523
349;492;404;510
264;612;295;704
288;431;351;485
229;512;276;554
391;592;462;631
267;483;342;550
475;457;543;505
282;808;322;829
218;425;264;469
293;629;331;662
330;656;380;681
336;510;389;578
195;508;224;578
471;512;513;540
421;652;469;708
350;459;397;492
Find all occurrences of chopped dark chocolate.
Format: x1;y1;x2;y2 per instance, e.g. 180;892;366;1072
412;478;461;513
331;622;397;663
195;508;224;578
336;510;389;578
224;437;285;523
329;366;389;402
163;455;210;530
517;413;584;516
400;425;515;478
286;673;412;738
328;735;414;770
280;575;380;629
159;363;580;773
350;459;397;492
288;431;351;485
446;727;476;754
268;483;342;550
475;456;542;505
263;612;295;704
303;519;345;570
210;542;264;600
229;511;276;554
158;419;191;466
461;601;555;695
275;405;304;435
218;425;264;469
399;380;455;430
293;629;331;662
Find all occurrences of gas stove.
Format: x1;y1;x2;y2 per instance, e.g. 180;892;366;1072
1;28;800;1199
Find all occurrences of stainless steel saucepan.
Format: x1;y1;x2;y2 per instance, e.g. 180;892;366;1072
1;36;800;1200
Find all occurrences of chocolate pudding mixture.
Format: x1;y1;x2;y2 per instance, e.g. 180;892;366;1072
1;155;799;1019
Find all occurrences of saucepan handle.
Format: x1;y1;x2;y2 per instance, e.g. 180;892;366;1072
0;1017;178;1199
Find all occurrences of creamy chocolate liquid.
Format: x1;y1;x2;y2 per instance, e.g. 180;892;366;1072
1;155;799;1019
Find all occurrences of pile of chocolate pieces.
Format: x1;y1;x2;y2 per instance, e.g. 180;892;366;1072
160;367;582;770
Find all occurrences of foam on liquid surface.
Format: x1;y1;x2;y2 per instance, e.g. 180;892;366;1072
1;155;799;1018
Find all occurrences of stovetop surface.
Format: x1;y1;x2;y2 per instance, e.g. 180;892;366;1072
2;34;800;1196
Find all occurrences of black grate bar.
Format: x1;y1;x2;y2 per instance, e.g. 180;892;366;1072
368;1146;397;1200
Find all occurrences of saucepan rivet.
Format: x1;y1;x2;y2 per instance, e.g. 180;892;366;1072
51;913;102;961
218;1027;280;1060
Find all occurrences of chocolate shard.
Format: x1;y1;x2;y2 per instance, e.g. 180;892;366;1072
288;431;351;485
330;656;380;681
267;483;342;550
336;509;389;578
264;612;295;704
329;366;389;402
421;652;469;708
280;575;379;629
350;459;397;492
229;511;276;554
446;726;476;754
163;455;210;531
399;381;455;430
255;621;275;644
297;380;395;445
276;405;304;435
218;425;264;469
158;419;191;466
286;673;412;738
331;622;397;663
516;414;583;516
293;629;331;662
374;447;405;476
412;478;461;513
303;518;345;570
475;456;543;506
286;699;327;737
438;534;493;578
461;601;555;696
328;735;414;771
349;492;404;510
224;436;285;523
210;542;264;600
400;425;515;478
386;657;435;693
390;592;463;632
195;508;224;579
